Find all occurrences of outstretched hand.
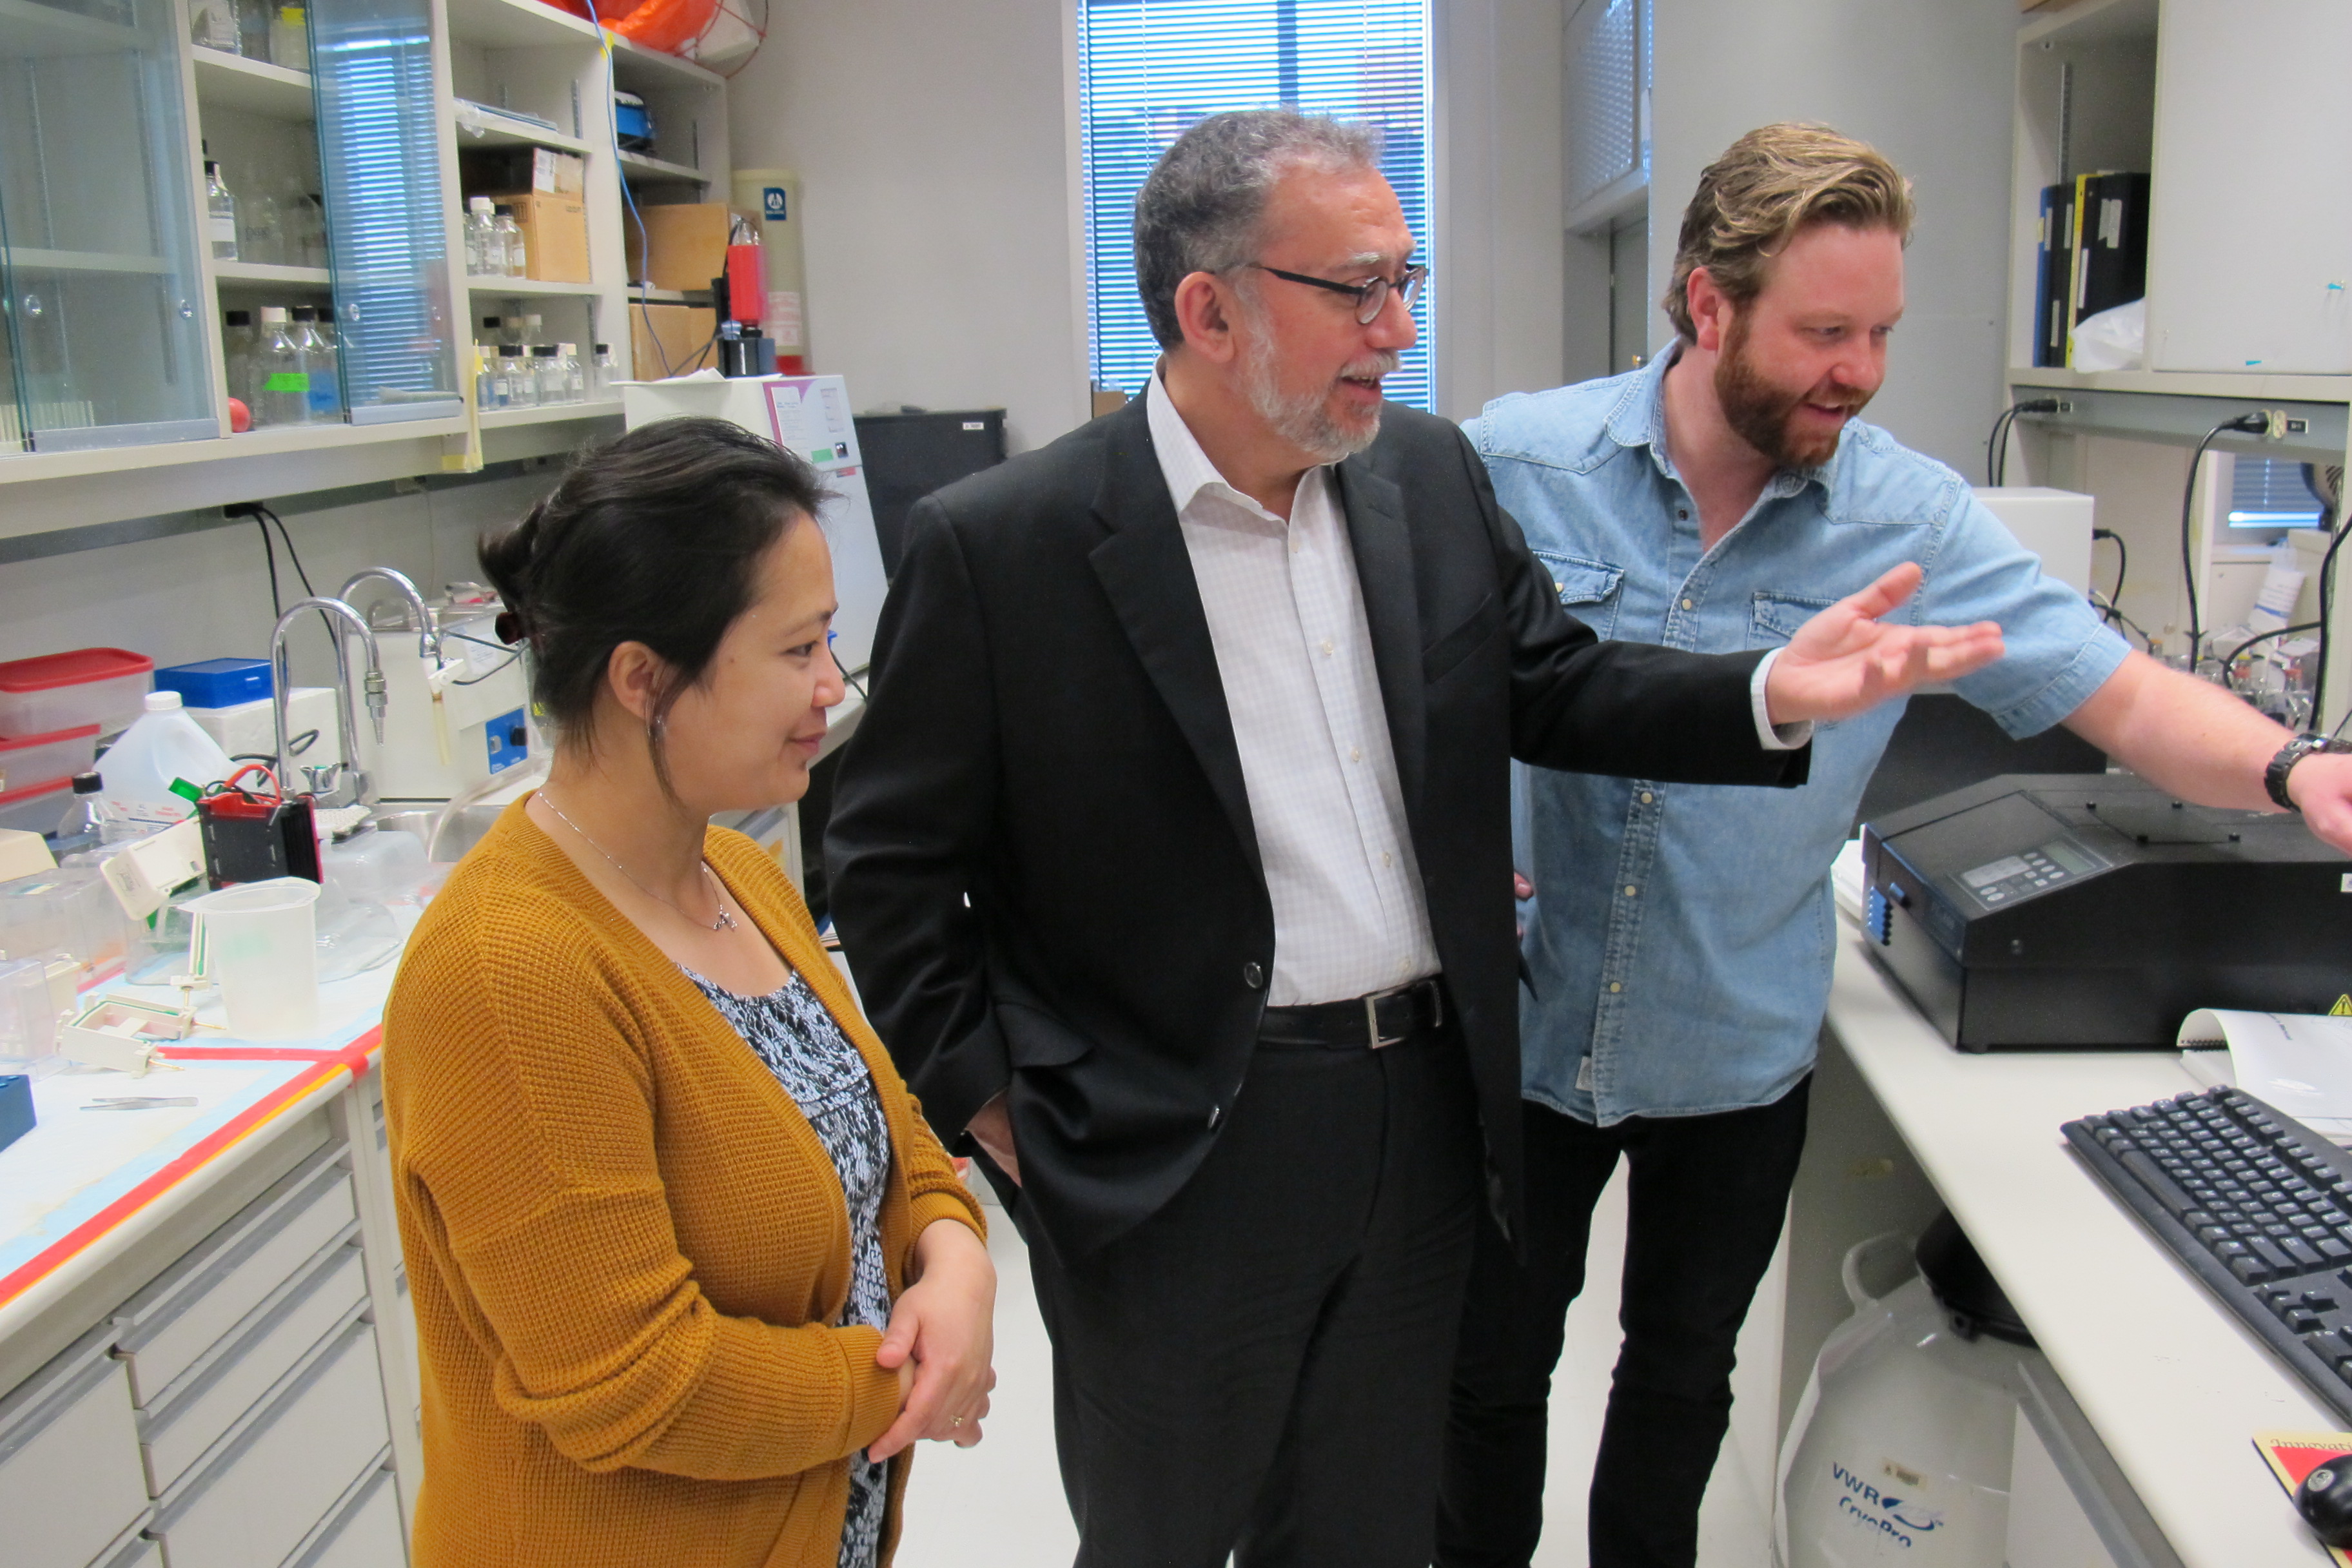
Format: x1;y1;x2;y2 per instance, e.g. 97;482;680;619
1764;562;2004;727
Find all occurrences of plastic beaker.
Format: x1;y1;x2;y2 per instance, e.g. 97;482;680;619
188;877;321;1039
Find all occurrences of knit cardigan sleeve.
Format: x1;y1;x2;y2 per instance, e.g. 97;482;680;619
392;903;906;1482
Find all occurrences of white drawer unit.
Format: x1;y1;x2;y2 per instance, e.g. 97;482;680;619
0;1322;149;1568
113;1144;357;1402
147;1313;392;1568
136;1228;369;1494
286;1452;406;1568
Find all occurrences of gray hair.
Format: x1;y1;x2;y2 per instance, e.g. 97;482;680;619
1133;110;1384;351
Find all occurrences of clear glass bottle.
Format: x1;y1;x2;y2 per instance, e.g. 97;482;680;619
501;344;536;407
204;162;239;260
291;305;342;422
465;196;496;277
269;1;308;69
221;309;256;409
236;0;271;61
555;342;586;404
591;342;616;398
54;773;105;854
255;306;309;427
520;312;545;347
192;0;239;52
530;344;562;404
238;182;283;267
492;205;526;278
478;342;508;410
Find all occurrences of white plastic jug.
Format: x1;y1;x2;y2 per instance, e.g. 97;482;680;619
99;691;234;828
1775;1219;2043;1568
188;877;320;1039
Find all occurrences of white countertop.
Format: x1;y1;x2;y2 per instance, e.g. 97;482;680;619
1824;925;2335;1567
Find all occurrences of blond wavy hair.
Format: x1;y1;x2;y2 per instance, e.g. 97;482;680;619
1663;123;1914;342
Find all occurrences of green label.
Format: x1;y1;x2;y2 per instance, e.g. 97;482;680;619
262;371;309;392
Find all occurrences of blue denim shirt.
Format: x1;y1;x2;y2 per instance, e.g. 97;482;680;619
1468;349;2130;1125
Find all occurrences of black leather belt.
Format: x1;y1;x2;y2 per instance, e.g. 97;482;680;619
1257;977;1446;1050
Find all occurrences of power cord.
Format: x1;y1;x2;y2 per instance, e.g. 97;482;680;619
2313;498;2352;721
1984;397;2061;487
2092;527;2126;621
2179;413;2271;668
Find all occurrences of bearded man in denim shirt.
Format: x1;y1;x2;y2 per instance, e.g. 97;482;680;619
1436;122;2352;1568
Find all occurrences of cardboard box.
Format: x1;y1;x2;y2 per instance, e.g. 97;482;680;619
628;303;718;379
626;202;732;293
462;145;584;197
485;190;590;284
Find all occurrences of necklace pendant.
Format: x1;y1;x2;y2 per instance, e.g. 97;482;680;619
714;908;738;932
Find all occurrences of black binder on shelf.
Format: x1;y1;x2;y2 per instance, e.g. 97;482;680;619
2065;171;2150;363
2033;182;2073;368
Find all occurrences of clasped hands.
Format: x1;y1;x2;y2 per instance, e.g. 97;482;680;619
868;1217;997;1460
1763;561;2004;727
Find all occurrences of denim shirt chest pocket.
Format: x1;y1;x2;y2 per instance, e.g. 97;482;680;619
1534;551;1625;642
1749;589;1838;649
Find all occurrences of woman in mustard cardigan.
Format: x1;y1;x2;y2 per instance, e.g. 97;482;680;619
384;417;994;1568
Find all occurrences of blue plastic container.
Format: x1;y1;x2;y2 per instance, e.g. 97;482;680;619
154;658;273;709
0;1073;31;1155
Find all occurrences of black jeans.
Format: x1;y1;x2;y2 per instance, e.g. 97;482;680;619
1436;1077;1812;1568
1026;1023;1482;1568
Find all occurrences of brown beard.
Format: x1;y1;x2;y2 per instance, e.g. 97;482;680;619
1712;315;1869;470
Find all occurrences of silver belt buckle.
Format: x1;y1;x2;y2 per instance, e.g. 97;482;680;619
1366;990;1404;1049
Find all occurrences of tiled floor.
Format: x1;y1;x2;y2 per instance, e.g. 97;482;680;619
894;1170;1782;1568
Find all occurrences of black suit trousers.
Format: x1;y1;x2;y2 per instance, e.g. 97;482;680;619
1026;1023;1482;1568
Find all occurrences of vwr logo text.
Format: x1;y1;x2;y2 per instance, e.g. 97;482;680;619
1830;1462;1946;1549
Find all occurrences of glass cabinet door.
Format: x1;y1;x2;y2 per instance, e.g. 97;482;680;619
310;0;460;423
0;0;217;453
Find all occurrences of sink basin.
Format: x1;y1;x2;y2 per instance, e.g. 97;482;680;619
372;805;505;864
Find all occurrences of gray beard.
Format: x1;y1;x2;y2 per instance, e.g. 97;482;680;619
1239;337;1395;464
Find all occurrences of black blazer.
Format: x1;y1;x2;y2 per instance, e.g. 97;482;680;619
825;395;1807;1257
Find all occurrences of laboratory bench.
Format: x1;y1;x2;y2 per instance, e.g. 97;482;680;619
1781;907;2337;1567
0;964;417;1568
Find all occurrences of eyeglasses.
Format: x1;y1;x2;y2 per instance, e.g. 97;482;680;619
1248;262;1428;326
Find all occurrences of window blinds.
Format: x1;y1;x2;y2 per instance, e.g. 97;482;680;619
1078;0;1433;411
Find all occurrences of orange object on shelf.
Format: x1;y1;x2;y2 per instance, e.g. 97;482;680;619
604;0;717;55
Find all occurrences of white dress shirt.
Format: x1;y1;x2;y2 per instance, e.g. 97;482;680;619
1148;372;1440;1006
1144;373;1806;1007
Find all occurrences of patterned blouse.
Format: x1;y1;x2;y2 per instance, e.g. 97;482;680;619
685;965;894;1568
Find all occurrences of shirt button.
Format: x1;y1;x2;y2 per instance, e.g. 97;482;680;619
1623;885;1638;897
1320;638;1335;656
1289;536;1301;554
1681;598;1694;611
1382;851;1393;867
1678;507;1690;521
1553;580;1565;593
1639;791;1654;805
1608;981;1623;994
1242;961;1264;989
1350;746;1362;762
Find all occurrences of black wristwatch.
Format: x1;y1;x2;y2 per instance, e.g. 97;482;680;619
2265;733;2335;812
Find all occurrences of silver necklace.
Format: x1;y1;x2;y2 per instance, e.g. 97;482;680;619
539;793;738;932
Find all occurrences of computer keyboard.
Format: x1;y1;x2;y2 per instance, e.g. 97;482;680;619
2064;1084;2352;1424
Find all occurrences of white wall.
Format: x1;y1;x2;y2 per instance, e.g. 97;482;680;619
1647;0;2017;475
0;474;551;698
1436;0;1569;421
725;0;1090;455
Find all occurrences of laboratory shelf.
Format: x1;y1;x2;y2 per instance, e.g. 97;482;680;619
2008;365;2352;405
190;47;315;120
478;398;623;429
443;0;603;51
627;286;696;304
0;0;140;55
453;107;589;154
3;247;170;275
466;275;603;297
607;32;727;88
617;149;709;185
213;260;334;286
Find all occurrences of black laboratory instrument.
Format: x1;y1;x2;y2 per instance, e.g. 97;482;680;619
1861;773;2349;1052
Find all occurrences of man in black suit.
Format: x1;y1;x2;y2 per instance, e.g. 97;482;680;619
825;110;1999;1567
